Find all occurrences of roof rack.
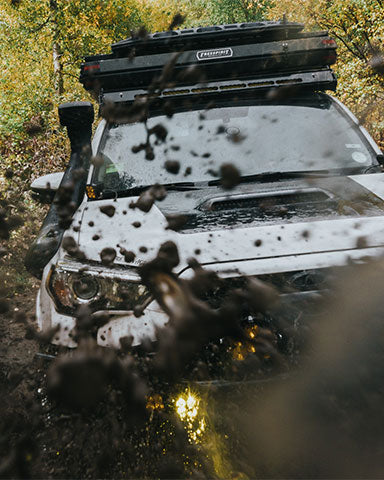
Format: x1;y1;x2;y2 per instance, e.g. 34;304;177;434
101;69;337;105
80;21;337;103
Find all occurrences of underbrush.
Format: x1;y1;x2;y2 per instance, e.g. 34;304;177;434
0;174;49;299
0;124;69;291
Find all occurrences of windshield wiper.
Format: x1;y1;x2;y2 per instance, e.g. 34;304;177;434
162;181;201;191
208;167;375;186
208;170;329;186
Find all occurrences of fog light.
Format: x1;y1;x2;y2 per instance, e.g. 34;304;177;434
174;390;206;443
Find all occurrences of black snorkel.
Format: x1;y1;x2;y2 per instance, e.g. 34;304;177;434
25;102;94;278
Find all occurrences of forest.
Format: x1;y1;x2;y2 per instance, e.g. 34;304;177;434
1;0;383;148
1;1;384;478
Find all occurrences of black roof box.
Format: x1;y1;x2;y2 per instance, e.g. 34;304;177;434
80;21;337;101
111;21;305;56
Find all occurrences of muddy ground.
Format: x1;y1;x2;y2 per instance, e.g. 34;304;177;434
0;278;256;479
0;279;186;479
4;256;384;479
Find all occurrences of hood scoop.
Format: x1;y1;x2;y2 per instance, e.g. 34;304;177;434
202;189;333;212
178;188;341;233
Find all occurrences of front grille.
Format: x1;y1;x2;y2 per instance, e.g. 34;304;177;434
201;268;334;310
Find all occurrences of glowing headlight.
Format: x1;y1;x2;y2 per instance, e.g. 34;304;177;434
48;267;148;315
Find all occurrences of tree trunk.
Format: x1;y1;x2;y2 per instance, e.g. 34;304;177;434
50;0;63;95
52;41;63;96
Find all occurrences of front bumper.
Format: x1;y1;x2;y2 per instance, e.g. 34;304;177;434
96;304;168;348
36;246;384;349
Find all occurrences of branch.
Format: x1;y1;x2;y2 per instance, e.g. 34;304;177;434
308;8;367;61
352;41;367;61
345;7;374;54
62;71;80;79
336;20;367;61
28;14;51;33
328;30;364;59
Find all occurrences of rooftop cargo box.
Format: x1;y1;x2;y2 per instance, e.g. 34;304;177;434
80;21;337;103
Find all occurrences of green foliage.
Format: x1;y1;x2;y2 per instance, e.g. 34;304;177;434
145;0;271;29
202;0;271;24
267;0;384;147
144;0;207;31
0;0;150;141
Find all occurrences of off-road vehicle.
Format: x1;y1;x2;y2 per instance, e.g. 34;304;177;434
26;21;384;349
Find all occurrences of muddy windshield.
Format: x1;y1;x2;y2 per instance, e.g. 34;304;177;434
93;95;376;192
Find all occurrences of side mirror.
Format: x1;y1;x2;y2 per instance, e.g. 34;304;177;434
31;172;64;203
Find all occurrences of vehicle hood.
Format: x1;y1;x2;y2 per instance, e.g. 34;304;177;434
66;173;384;276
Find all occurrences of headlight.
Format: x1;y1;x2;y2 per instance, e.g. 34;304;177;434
72;275;99;300
48;267;148;315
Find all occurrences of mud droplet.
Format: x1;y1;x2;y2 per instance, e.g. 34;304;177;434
220;163;241;189
100;247;116;266
165;214;187;231
62;236;86;260
100;205;116;218
164;160;180;175
91;155;104;167
356;236;367;249
120;248;136;263
149;124;168;143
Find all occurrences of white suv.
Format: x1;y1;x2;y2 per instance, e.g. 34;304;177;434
26;22;384;349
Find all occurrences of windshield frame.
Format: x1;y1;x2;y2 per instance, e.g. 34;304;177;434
89;92;380;199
